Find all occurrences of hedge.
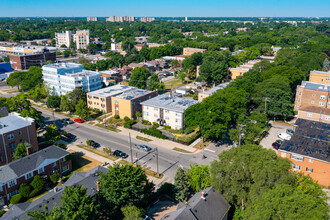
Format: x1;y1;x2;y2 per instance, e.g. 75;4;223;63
0;210;5;217
141;120;151;125
123;120;138;129
140;128;167;139
10;194;22;204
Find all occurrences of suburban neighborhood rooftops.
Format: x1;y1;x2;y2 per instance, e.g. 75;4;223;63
279;119;330;162
161;187;230;220
87;84;134;97
2;166;107;220
0;112;34;134
298;81;330;92
201;82;231;95
115;88;154;100
141;93;199;113
0;145;70;184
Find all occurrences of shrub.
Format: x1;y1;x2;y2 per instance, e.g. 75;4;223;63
184;127;194;135
31;175;45;191
124;120;138;129
19;183;32;198
54;142;67;150
152;122;159;128
141;120;151;125
140;127;167;139
50;173;60;184
29;188;41;198
135;111;142;118
114;114;120;119
103;147;112;154
10;194;22;204
124;116;130;122
163;125;171;130
86;139;93;146
0;210;5;217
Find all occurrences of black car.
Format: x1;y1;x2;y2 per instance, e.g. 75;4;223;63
64;133;76;140
113;150;128;158
275;139;283;145
286;128;294;136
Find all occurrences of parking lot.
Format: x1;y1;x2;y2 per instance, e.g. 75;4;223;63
260;122;295;152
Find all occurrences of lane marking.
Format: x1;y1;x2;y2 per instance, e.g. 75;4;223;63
205;148;216;153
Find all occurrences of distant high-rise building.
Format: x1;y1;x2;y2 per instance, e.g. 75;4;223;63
55;30;90;49
73;30;90;49
140;17;155;22
106;16;135;22
87;17;98;21
185;17;188;21
55;30;74;48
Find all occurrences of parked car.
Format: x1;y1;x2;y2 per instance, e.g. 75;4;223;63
64;133;76;140
62;118;74;124
272;142;280;150
275;139;283;145
286;128;294;136
112;150;128;158
74;118;84;123
89;140;100;148
277;133;291;141
137;145;152;151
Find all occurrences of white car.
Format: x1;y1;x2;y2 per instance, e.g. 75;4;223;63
277;133;291;141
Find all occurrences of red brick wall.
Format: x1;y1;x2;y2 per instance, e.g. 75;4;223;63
278;151;330;186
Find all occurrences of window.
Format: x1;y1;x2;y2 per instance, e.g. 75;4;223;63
143;106;148;110
309;158;314;163
290;154;304;161
298;98;300;102
312;94;315;97
299;91;301;95
307;113;312;117
62;165;69;173
306;168;313;172
291;164;301;170
326;116;330;121
311;101;314;104
319;102;324;106
38;167;44;174
154;107;158;111
281;152;286;158
320;95;326;100
26;172;33;180
8;180;16;188
175;112;181;117
7;133;14;140
115;107;119;111
9;142;16;149
175;118;182;124
154;114;158;118
53;162;57;167
144;111;149;116
18;130;22;135
62;157;66;162
165;116;169;120
115;101;119;104
165;110;169;113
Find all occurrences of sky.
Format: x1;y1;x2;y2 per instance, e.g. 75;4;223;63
1;0;330;17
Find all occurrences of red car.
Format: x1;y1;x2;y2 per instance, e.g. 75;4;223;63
74;118;84;123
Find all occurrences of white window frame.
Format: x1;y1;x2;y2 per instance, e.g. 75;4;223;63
38;167;44;174
7;133;14;140
8;180;16;188
62;165;69;173
319;102;324;106
26;172;33;180
320;95;326;100
290;154;304;161
291;164;301;171
306;167;313;172
309;158;314;163
307;113;312;117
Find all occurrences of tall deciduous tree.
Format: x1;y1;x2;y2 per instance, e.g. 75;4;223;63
147;74;164;91
75;99;90;119
46;95;61;109
68;88;87;106
121;206;143;220
13;142;29;160
60;95;75;112
129;67;149;89
186;163;211;192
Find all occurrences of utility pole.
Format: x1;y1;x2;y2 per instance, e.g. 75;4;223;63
156;147;159;177
52;110;56;124
238;124;245;147
129;133;133;164
264;97;269;114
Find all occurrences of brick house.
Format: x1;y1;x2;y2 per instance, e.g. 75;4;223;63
0;112;38;166
0;145;71;205
277;119;330;186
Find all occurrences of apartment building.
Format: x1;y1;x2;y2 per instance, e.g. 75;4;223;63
111;42;122;51
73;30;90;49
87;17;98;21
141;93;199;129
309;70;330;84
42;63;102;96
140;17;155;22
3;166;107;219
198;82;230;101
277;119;330;186
55;31;75;48
106;16;135;22
0;145;71;205
100;70;121;86
228;59;261;80
87;84;134;113
0;112;38;166
112;89;157;119
183;47;207;56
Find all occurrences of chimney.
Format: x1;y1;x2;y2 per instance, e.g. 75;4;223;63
26;147;32;155
96;181;99;191
201;191;206;200
169;91;171;99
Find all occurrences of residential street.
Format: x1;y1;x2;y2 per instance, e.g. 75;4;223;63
38;107;219;179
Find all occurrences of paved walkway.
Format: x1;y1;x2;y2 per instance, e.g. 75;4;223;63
67;144;172;187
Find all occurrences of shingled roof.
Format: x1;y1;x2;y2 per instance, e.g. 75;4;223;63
279;119;330;162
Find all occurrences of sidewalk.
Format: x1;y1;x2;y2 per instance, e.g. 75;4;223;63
67;143;172;187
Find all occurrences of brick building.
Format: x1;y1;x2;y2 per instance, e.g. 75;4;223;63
0;145;72;205
183;47;206;56
0;112;38;166
9;52;56;70
309;70;330;84
277;119;330;186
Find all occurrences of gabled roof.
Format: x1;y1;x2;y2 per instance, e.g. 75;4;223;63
0;145;70;184
279;119;330;162
2;166;108;220
162;187;230;220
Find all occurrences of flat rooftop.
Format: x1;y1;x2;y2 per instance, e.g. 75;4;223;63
43;62;83;70
141;93;199;113
0;112;34;134
298;81;330;92
311;70;330;75
202;82;231;95
88;84;135;97
115;88;154;100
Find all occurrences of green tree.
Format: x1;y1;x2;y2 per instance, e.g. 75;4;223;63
177;71;186;82
6;71;24;90
46;95;61;109
147;73;164;91
75;99;90;119
50;173;60;184
68;88;87;106
129;67;149;89
186;164;211;192
19;183;32;198
60;95;75;112
31;175;45;192
44;124;61;144
121;206;143;220
323;58;329;72
98;164;154;218
87;43;98;54
210;144;294;210
174;167;190;202
13;142;29;160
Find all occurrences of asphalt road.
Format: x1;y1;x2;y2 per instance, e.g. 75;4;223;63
38;108;218;179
